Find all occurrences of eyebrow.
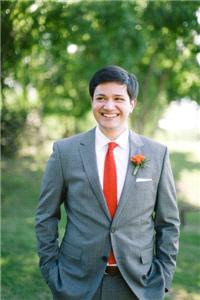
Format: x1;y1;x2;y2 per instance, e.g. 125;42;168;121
95;93;125;97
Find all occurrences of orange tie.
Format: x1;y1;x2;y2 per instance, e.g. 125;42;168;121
103;142;118;264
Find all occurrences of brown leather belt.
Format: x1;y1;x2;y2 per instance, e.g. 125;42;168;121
105;266;120;276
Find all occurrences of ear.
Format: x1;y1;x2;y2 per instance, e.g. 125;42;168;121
130;99;137;112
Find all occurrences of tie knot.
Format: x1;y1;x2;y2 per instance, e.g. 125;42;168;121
108;142;118;151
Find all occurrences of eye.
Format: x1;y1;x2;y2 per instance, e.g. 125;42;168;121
96;96;106;102
114;97;125;102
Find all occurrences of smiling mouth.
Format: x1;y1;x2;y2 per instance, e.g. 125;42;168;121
101;113;119;118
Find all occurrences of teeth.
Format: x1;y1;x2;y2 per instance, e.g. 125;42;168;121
103;114;118;118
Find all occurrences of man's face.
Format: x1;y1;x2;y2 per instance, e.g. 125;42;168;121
92;82;136;139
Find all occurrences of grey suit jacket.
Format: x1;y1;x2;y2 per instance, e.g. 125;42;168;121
35;128;180;300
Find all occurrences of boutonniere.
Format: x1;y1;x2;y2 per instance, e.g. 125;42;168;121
131;154;150;176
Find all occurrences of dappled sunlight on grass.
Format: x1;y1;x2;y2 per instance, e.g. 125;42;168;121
169;142;200;211
180;170;200;207
165;141;200;156
170;151;200;182
180;292;200;300
24;216;36;225
171;222;200;299
3;252;39;274
2;155;59;299
0;256;9;266
169;288;200;300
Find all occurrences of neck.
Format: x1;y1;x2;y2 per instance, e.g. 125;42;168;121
98;127;127;140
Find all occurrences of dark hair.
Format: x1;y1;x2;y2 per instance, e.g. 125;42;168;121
89;65;139;100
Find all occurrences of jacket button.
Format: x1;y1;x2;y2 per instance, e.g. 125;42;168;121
102;256;108;262
111;227;115;233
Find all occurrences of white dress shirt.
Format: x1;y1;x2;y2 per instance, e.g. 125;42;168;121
95;126;129;202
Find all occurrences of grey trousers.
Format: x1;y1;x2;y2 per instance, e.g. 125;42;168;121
92;273;138;300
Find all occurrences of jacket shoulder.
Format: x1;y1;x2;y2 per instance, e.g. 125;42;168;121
137;134;168;159
54;128;94;153
140;135;167;149
56;132;85;145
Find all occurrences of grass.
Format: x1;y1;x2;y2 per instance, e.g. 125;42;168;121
1;142;200;300
1;157;51;300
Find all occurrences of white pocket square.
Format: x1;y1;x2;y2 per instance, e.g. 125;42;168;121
136;178;152;182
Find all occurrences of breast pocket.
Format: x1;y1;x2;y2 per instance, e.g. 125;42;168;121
135;180;154;192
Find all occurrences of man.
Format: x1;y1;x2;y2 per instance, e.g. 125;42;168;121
35;65;180;300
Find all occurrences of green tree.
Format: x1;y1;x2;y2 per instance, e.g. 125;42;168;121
2;0;200;155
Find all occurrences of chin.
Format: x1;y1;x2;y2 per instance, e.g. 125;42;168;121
100;120;119;128
101;125;118;131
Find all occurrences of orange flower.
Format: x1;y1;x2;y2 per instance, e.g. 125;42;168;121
131;154;145;166
131;154;149;175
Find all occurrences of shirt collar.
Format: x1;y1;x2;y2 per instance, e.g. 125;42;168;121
95;126;129;150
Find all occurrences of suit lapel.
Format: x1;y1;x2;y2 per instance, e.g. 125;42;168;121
113;131;144;221
78;129;144;222
78;128;111;220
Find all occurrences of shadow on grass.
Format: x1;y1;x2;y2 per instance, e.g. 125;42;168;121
1;155;44;203
170;151;200;211
170;151;200;182
168;152;200;298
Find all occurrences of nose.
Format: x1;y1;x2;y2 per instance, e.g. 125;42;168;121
103;99;115;110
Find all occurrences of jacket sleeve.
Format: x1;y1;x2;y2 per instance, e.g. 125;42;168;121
154;147;180;291
35;142;65;282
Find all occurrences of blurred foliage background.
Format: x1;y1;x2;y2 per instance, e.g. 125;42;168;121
1;0;200;299
2;0;200;156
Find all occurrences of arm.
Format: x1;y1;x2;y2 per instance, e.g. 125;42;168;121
154;147;180;291
35;142;65;282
